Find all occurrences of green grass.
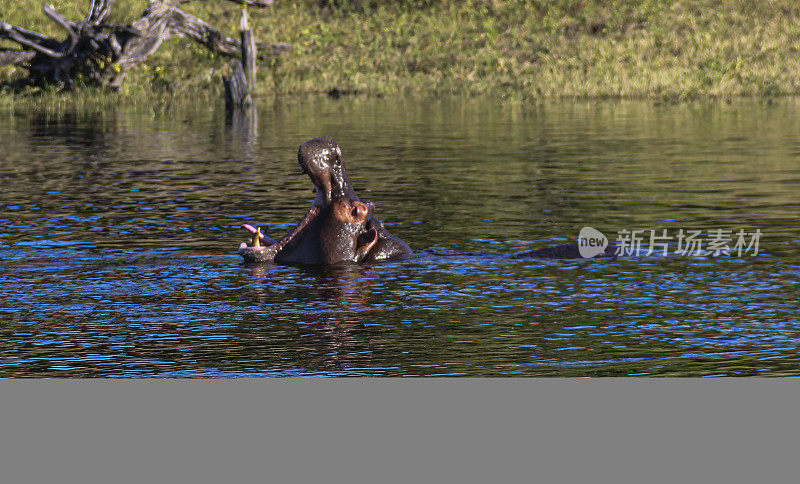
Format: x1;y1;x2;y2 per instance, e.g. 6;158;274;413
3;0;800;106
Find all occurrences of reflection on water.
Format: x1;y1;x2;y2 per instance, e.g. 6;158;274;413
1;97;800;377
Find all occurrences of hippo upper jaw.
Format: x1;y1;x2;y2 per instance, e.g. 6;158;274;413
298;138;358;205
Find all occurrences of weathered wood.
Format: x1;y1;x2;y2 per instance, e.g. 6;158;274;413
1;21;64;58
224;59;251;108
86;0;113;24
42;4;79;51
0;22;57;46
239;10;257;94
167;8;288;60
223;9;258;110
0;0;289;92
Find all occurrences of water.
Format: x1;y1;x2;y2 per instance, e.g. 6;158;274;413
1;97;799;377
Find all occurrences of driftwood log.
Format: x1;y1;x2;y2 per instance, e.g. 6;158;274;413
223;10;256;108
0;0;290;91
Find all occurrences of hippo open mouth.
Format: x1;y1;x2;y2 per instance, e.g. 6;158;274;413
238;214;381;265
238;138;412;265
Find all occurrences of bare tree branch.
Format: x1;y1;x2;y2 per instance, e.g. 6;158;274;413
86;0;114;25
0;22;64;58
170;8;241;55
164;7;288;59
1;21;60;48
43;4;79;51
2;0;290;92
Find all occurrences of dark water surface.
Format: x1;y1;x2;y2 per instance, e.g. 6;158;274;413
1;97;799;377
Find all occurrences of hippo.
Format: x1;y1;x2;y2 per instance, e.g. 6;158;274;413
238;138;412;265
238;138;617;265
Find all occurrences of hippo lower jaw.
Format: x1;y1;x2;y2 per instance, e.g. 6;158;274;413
237;206;322;263
237;225;280;263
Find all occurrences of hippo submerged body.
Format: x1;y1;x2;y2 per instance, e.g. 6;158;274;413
238;138;615;265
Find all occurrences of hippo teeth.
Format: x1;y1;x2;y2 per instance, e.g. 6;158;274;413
241;223;274;248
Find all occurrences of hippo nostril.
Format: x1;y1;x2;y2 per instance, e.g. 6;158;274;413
351;201;370;220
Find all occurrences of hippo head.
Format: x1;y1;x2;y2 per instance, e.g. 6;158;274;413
238;138;412;265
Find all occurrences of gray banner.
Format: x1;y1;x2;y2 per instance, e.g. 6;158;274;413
1;380;798;484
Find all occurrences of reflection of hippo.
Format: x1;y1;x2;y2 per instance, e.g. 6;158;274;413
238;138;412;265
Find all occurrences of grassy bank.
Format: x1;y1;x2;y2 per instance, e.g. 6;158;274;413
3;0;800;105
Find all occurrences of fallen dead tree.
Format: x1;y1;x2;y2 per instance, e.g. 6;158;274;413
0;0;289;92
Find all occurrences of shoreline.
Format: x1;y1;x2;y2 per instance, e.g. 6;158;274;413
3;1;799;106
2;89;798;114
